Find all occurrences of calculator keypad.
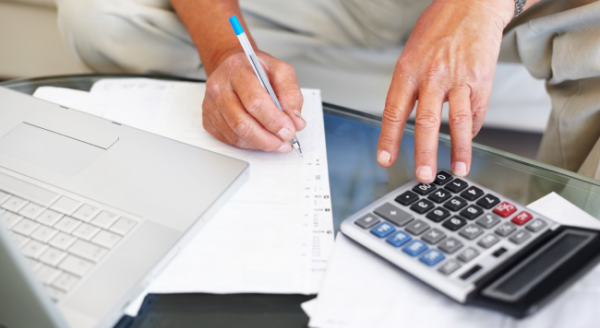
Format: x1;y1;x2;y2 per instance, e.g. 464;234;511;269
345;170;555;290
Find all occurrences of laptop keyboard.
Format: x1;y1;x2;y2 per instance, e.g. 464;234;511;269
0;173;139;302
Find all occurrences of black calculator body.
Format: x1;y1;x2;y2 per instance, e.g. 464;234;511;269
340;171;600;318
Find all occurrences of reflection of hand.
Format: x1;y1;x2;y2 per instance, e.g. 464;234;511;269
377;0;514;183
203;50;305;152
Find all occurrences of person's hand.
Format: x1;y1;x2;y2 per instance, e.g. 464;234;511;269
376;0;515;183
202;49;305;152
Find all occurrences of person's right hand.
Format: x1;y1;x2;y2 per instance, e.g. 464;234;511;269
202;49;306;153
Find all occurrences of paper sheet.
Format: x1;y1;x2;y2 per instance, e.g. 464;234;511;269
306;193;600;328
33;79;335;315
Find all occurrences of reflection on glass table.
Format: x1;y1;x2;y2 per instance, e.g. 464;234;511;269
2;74;600;328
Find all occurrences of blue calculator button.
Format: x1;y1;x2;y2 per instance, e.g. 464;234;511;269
371;222;396;238
386;231;411;247
420;249;445;266
403;240;428;256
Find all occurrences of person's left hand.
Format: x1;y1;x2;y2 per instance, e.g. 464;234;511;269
376;0;515;183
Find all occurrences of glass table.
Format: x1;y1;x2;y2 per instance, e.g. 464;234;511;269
3;74;600;327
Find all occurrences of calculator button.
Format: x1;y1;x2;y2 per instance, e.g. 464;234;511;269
476;194;500;209
395;191;419;206
405;219;430;236
420;249;445;266
426;207;451;222
434;171;453;185
412;184;436;195
478;234;500;248
458;247;480;262
439;237;463;254
403;240;428;256
355;214;381;229
495;223;517;237
386;231;412;247
428;189;452;203
410;199;435;214
492;201;517;218
443;197;468;212
509;230;531;244
459;205;484;220
370;222;396;238
444;179;468;193
511;211;533;225
460;186;484;201
422;228;446;244
459;224;484;240
526;219;547;233
438;259;461;275
442;216;467;231
374;203;413;227
476;213;501;229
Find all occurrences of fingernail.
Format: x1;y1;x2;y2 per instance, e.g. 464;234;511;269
293;110;305;122
452;162;468;176
277;127;293;141
276;143;292;153
417;166;433;181
378;150;391;165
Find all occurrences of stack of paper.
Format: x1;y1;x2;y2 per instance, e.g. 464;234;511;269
304;193;600;328
33;78;335;315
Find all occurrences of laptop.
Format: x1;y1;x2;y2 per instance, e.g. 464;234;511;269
0;87;249;328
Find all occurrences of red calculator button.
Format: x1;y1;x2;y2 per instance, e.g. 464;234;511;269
512;211;533;225
493;202;517;218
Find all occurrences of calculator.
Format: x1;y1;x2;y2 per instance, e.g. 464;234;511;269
340;170;600;318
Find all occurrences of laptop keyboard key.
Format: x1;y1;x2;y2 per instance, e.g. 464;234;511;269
1;211;23;228
50;196;82;215
49;232;77;250
69;240;108;262
476;194;500;209
395;191;419;206
444;179;468;193
109;217;137;235
72;223;100;241
72;204;101;222
36;209;63;226
21;239;48;258
19;203;45;220
12;218;40;236
91;230;122;249
36;265;61;284
39;247;67;266
1;196;29;212
0;190;10;203
11;233;30;247
59;255;94;277
374;203;413;227
90;211;119;229
30;225;59;243
52;273;79;292
54;217;82;233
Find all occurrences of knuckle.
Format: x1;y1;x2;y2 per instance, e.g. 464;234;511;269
414;113;440;130
246;96;265;114
449;113;471;128
232;119;253;140
382;102;404;123
453;146;471;158
205;79;221;97
416;149;436;161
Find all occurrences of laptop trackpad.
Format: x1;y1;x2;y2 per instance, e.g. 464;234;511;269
0;123;105;176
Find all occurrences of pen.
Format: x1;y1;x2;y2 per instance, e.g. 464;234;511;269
229;15;303;158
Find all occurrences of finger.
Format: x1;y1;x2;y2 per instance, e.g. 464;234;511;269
208;78;292;153
231;56;298;142
413;84;445;183
202;96;244;147
377;67;418;168
470;86;491;138
264;57;306;131
448;86;473;177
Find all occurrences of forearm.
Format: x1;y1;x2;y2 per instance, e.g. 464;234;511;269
171;0;257;76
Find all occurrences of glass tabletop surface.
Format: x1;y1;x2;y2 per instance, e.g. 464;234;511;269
3;74;600;327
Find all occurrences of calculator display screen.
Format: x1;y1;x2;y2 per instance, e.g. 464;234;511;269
494;234;587;295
